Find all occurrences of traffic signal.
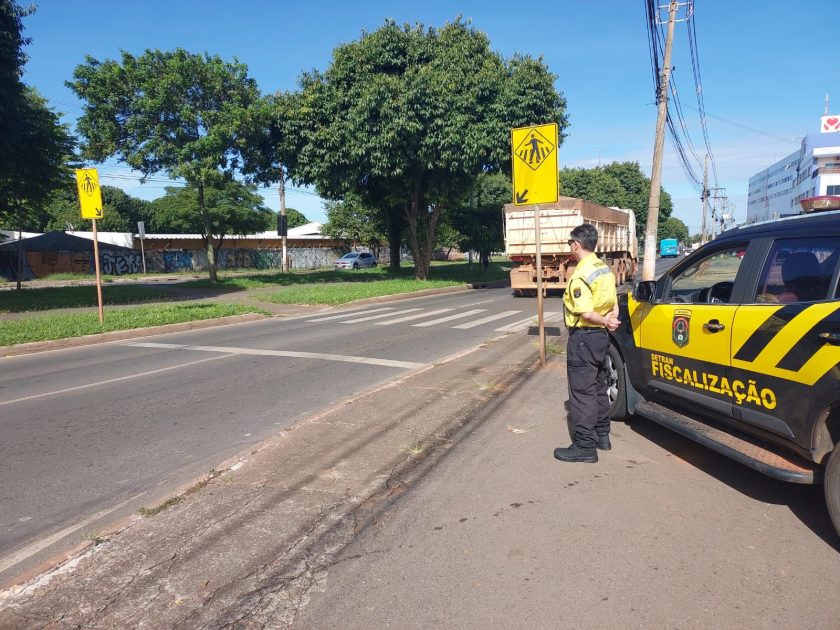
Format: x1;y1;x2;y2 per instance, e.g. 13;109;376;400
277;214;288;237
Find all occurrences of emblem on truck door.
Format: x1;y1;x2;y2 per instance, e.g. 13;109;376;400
673;309;691;348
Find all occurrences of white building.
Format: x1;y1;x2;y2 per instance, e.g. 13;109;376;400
747;115;840;223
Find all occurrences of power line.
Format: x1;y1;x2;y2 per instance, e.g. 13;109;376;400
686;2;719;188
678;104;800;144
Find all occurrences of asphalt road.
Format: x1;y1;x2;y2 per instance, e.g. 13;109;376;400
0;259;678;585
0;286;565;584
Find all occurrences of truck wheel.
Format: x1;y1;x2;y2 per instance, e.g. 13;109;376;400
825;442;840;539
606;343;628;421
513;289;524;297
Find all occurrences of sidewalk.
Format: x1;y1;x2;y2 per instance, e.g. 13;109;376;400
0;329;543;627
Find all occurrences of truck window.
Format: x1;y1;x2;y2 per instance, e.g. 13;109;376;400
754;237;840;304
665;246;746;304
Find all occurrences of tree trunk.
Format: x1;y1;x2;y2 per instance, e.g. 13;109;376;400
405;184;424;280
198;181;218;282
387;210;401;273
403;180;440;281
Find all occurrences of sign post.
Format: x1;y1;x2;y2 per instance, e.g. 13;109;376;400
75;168;105;323
137;220;147;274
511;123;559;367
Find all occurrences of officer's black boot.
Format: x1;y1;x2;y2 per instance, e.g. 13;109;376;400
596;433;611;451
553;443;598;463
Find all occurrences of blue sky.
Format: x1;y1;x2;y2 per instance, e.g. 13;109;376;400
20;0;839;233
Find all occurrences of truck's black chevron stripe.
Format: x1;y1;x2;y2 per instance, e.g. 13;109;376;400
775;304;840;372
733;303;810;362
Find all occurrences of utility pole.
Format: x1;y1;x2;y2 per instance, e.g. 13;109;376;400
278;168;288;273
701;153;709;244
642;0;680;281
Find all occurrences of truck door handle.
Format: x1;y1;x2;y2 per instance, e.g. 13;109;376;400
704;320;726;333
819;332;840;344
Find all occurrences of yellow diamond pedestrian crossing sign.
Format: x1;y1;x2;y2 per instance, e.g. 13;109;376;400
511;123;558;206
75;168;104;220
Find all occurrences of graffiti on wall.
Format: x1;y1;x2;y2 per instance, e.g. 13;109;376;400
1;246;348;280
100;250;143;275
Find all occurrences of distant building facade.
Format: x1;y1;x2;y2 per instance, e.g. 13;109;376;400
747;116;840;223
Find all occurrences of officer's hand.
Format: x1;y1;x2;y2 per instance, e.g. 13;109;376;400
605;315;621;331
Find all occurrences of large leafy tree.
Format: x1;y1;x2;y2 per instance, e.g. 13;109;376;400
322;196;387;254
0;2;75;233
658;216;689;243
67;49;260;281
283;207;309;229
560;161;673;237
292;19;567;279
150;180;273;244
602;161;672;232
0;0;30;182
0;86;75;233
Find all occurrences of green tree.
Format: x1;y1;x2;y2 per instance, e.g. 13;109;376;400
602;161;672;234
559;162;673;238
284;207;309;229
67;49;261;281
0;87;75;231
0;1;75;231
150;180;272;246
658;216;689;243
450;172;509;266
0;0;31;183
322;196;386;253
292;19;567;279
560;167;628;208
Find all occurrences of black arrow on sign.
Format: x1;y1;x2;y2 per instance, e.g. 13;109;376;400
515;189;529;204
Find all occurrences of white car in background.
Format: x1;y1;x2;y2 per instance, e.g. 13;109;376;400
334;252;377;270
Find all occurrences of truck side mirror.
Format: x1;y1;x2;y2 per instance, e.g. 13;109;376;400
633;280;656;303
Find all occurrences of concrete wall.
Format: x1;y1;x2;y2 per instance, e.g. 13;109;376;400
0;247;349;281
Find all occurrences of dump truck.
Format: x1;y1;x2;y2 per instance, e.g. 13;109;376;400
503;197;638;296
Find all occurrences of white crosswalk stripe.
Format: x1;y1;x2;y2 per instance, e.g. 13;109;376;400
340;308;422;324
451;310;522;329
306;307;394;322
375;308;453;325
494;311;563;332
305;304;557;332
412;309;488;327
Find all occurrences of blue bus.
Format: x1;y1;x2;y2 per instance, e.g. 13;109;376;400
659;238;679;257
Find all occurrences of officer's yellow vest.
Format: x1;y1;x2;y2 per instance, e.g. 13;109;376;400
564;254;617;328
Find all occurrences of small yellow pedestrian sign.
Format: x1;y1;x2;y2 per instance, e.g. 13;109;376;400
75;168;104;220
511;123;558;206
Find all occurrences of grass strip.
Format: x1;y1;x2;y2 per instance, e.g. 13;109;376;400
261;279;462;306
0;285;172;313
179;261;509;291
0;303;268;346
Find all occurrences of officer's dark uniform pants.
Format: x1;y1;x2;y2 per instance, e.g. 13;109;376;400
566;327;610;449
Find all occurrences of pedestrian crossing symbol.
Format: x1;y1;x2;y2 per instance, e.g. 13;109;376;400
75;168;104;220
511;123;559;206
514;127;555;170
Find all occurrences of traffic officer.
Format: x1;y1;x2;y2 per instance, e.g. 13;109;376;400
554;223;620;464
